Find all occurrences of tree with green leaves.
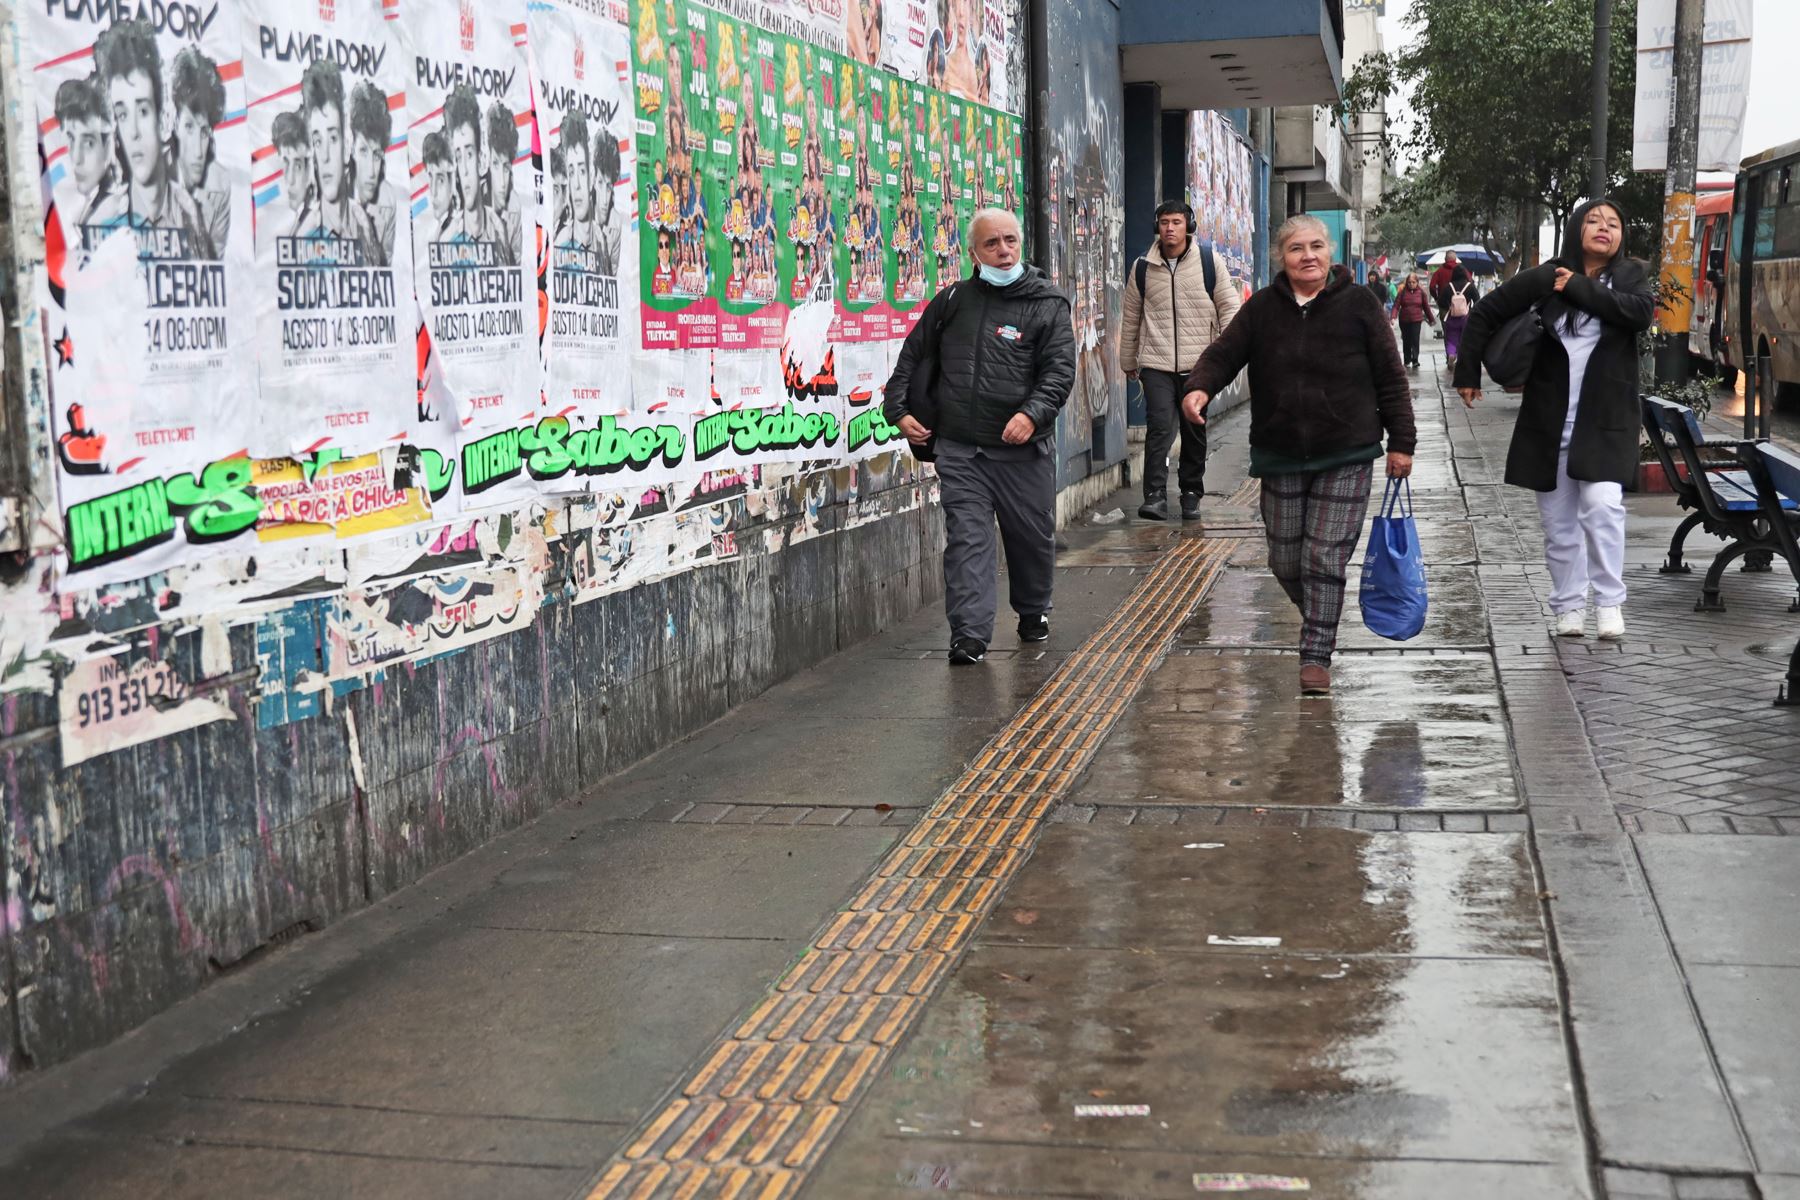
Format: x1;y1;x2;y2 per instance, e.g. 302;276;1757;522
1346;0;1660;274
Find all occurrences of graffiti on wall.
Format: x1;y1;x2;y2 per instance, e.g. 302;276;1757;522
10;0;1029;765
1040;0;1124;487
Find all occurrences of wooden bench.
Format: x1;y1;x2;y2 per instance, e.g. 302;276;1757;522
1735;441;1800;706
1642;397;1798;610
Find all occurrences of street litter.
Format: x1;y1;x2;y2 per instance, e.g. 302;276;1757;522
1091;508;1126;524
1193;1174;1311;1192
1183;842;1225;850
1208;935;1282;947
1073;1103;1150;1117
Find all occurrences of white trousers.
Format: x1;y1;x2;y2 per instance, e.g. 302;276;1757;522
1536;450;1626;613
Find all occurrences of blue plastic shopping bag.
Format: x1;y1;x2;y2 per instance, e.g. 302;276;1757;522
1360;477;1429;641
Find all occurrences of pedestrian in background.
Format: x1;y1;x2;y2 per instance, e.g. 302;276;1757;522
1182;214;1416;696
885;208;1076;666
1441;263;1477;371
1428;249;1458;340
1393;271;1435;368
1120;200;1240;521
1366;267;1392;315
1454;198;1653;641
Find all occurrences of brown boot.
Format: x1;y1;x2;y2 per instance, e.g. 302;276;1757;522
1299;663;1331;695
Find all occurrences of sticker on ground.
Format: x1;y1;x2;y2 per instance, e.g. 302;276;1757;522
1207;934;1282;947
1073;1103;1150;1117
1193;1174;1311;1192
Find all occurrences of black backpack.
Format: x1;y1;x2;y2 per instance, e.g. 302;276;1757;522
1135;240;1217;300
901;282;964;463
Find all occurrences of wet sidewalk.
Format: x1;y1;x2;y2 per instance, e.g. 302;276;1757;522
3;346;1798;1200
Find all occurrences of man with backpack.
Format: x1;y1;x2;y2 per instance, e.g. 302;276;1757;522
883;208;1076;666
1120;200;1240;521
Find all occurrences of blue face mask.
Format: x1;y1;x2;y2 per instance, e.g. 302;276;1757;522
979;261;1026;287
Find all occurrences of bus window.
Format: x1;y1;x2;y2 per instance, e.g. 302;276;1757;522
1756;169;1779;257
1780;167;1800;259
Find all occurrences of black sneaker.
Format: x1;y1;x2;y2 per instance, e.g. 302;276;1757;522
949;637;987;665
1137;494;1169;521
1180;492;1202;520
1017;614;1049;643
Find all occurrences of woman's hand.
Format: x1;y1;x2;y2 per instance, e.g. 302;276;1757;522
1182;389;1210;425
1386;452;1414;479
1457;387;1480;409
1553;267;1574;293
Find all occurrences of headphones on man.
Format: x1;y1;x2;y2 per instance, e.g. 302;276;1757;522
1154;202;1197;236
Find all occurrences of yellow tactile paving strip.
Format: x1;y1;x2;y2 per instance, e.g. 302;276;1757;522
583;492;1255;1200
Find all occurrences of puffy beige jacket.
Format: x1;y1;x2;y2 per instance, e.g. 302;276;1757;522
1119;239;1241;374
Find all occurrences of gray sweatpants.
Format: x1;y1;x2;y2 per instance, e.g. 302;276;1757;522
936;442;1057;645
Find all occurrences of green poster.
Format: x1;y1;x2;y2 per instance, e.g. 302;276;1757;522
708;12;786;349
635;0;716;348
836;59;890;336
782;39;837;308
927;90;962;292
886;80;931;316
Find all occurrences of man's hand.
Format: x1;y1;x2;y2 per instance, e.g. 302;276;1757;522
1001;413;1036;445
1553;267;1574;293
898;414;932;445
1125;368;1139;381
1181;389;1209;425
1386;452;1414;479
1457;387;1480;409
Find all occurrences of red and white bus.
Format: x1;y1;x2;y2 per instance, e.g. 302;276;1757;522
1717;138;1800;405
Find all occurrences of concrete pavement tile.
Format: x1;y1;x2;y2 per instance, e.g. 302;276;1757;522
448;821;899;940
0;1131;586;1200
148;926;804;1126
980;826;1545;960
1603;1168;1676;1198
1671;1177;1756;1199
599;714;995;810
829;949;1582;1167
1636;835;1800;966
1757;1176;1800;1200
1533;835;1752;1172
808;1139;1592;1199
1687;965;1800;1173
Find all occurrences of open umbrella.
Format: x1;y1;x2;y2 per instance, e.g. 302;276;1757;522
1416;244;1499;275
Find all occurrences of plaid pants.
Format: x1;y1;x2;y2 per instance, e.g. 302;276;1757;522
1259;461;1375;665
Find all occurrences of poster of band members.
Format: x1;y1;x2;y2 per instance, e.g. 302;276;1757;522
834;58;891;339
31;8;255;581
708;10;785;350
240;0;412;458
783;37;838;310
882;0;1008;112
397;0;537;432
532;0;635;426
885;78;929;328
635;0;718;348
927;91;962;295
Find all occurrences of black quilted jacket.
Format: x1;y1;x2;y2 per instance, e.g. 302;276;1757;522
885;267;1076;446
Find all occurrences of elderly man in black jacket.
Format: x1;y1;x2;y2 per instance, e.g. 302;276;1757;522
884;208;1076;665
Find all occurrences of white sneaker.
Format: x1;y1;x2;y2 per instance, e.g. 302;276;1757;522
1555;610;1586;638
1596;606;1625;640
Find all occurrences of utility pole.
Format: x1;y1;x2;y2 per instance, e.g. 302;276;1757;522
1589;0;1611;198
1655;0;1703;383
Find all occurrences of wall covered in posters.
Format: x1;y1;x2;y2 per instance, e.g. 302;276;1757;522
1039;0;1124;488
1;0;1030;1072
1185;110;1257;285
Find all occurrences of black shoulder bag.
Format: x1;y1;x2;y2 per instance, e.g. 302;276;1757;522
1480;286;1548;390
903;282;962;463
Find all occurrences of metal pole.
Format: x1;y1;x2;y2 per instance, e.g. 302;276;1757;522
1655;0;1704;383
1589;0;1612;198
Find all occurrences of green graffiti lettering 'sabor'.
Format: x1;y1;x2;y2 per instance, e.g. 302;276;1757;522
65;477;176;571
695;403;839;462
575;415;686;475
167;459;261;544
462;429;524;495
847;408;902;453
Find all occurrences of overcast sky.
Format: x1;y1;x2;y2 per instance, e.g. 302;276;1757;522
1377;0;1800;177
